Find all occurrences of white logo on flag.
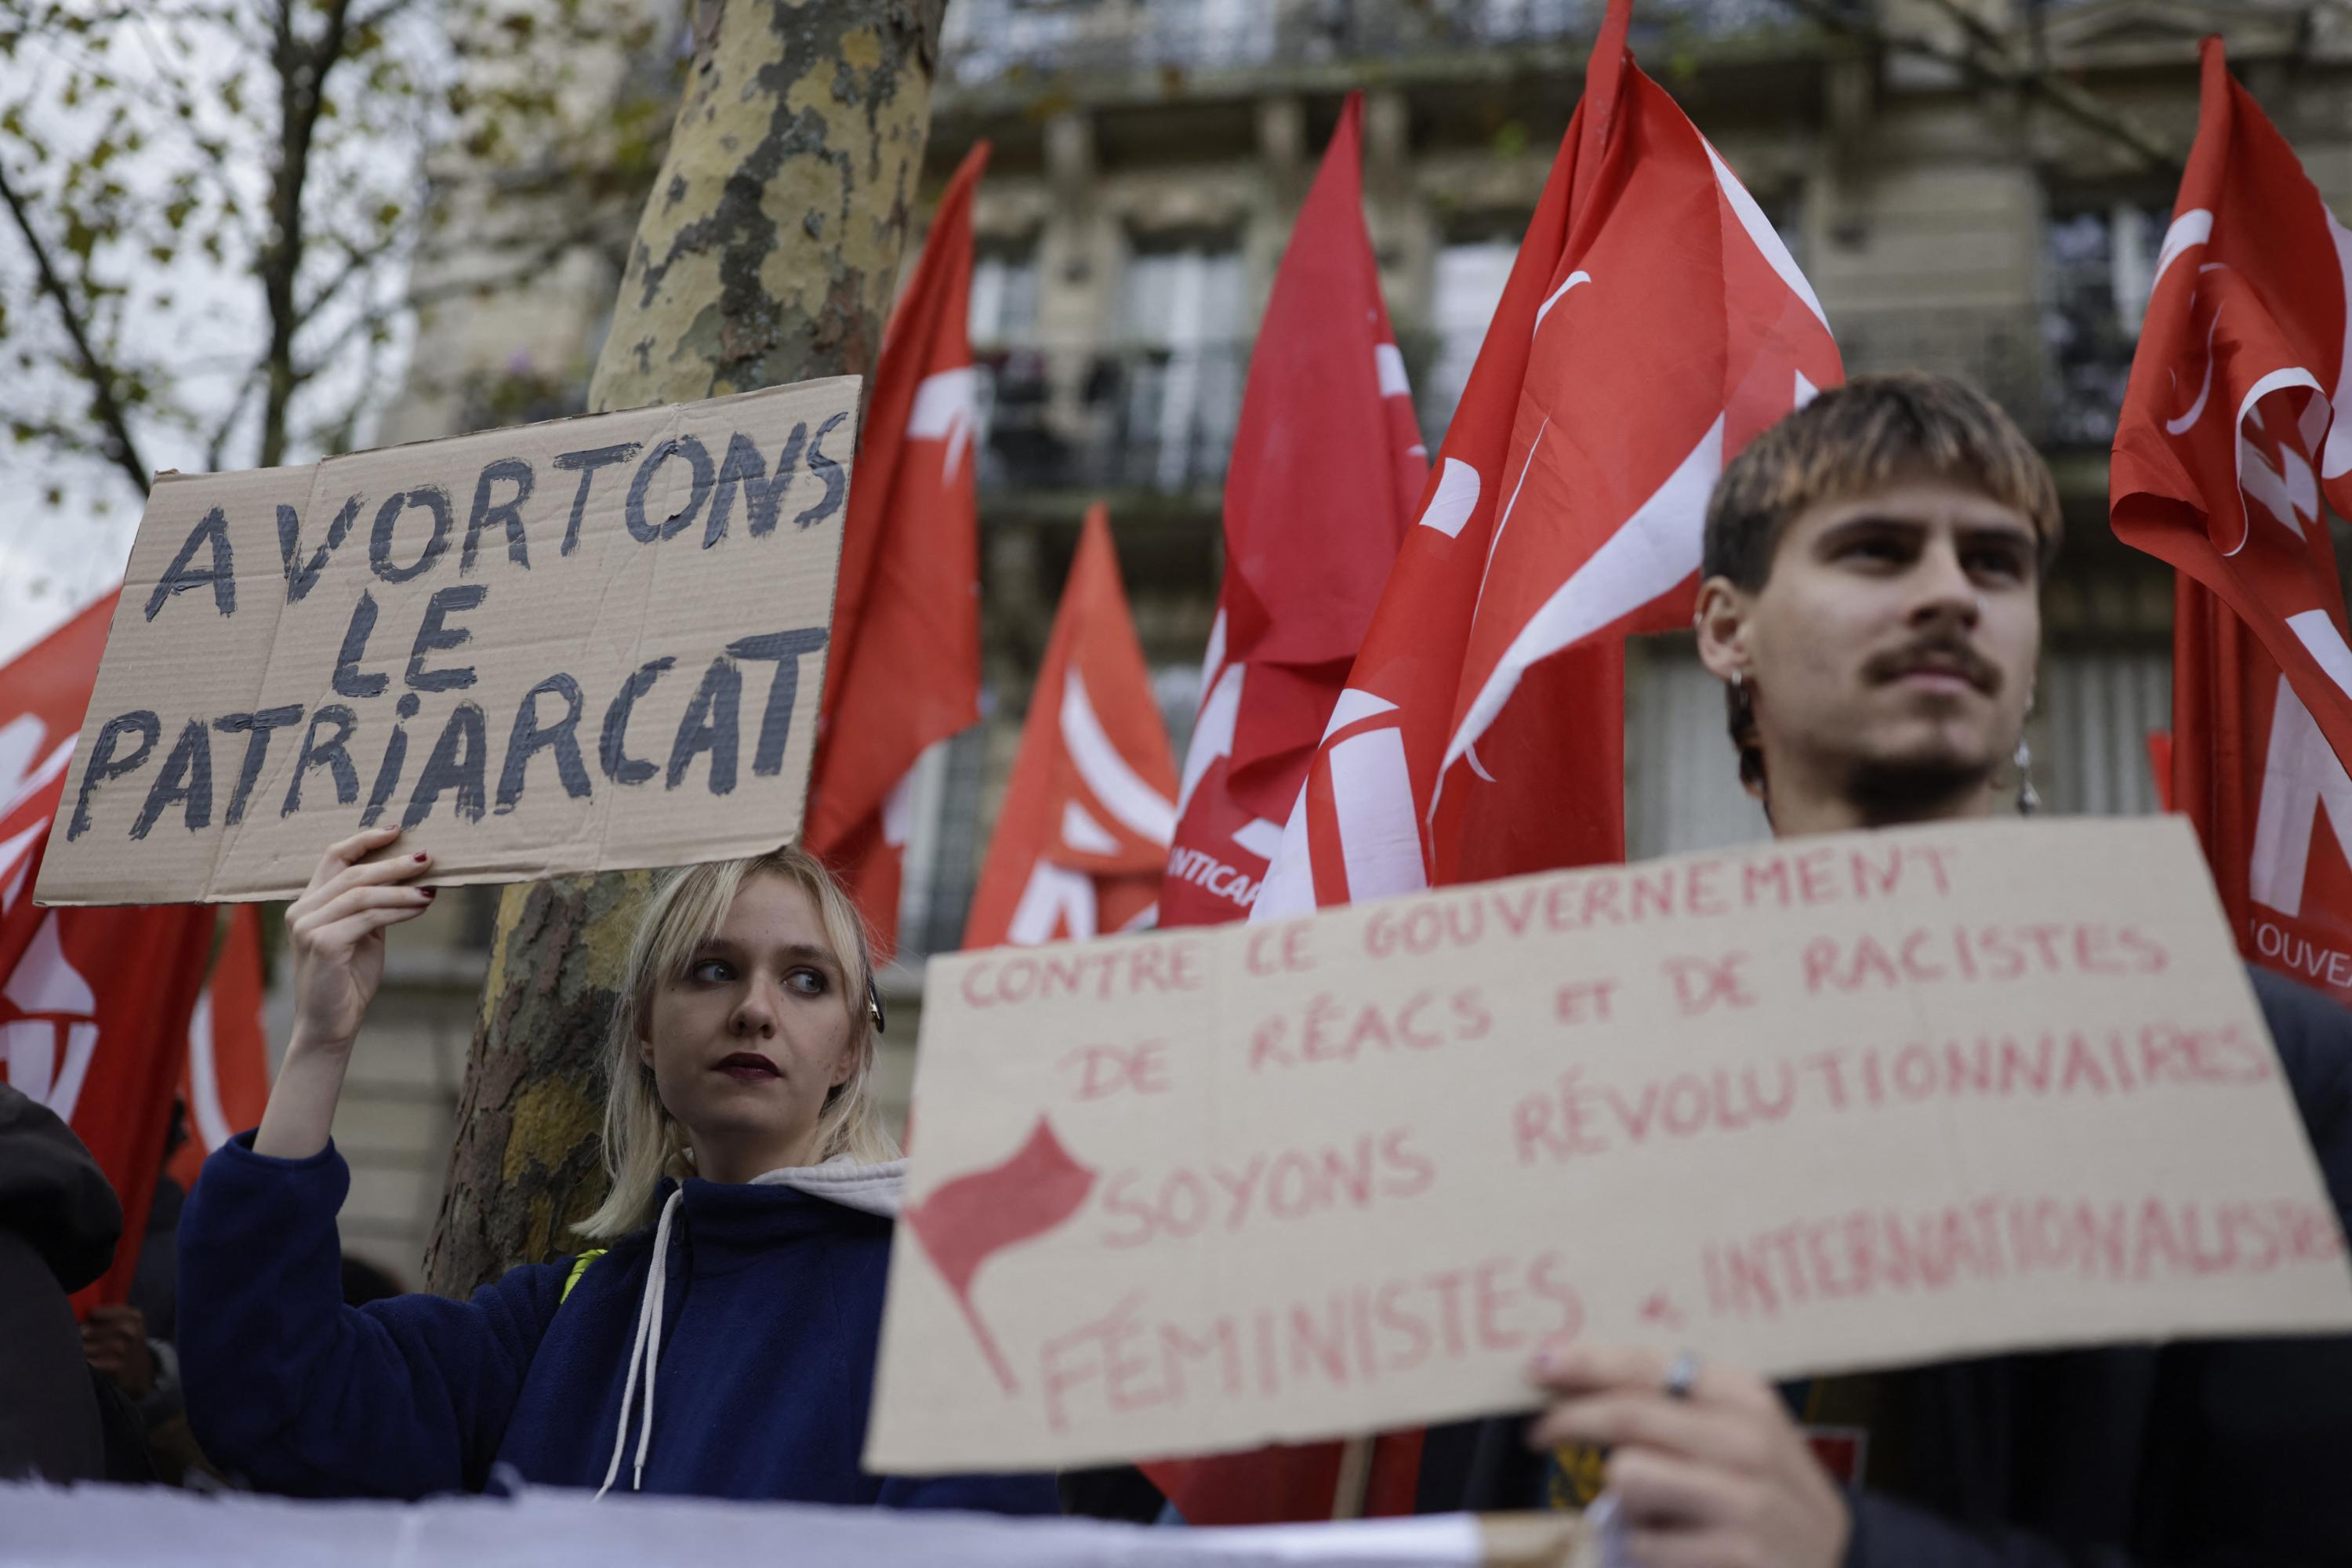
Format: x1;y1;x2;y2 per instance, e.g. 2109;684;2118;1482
1060;670;1174;848
2;913;100;1121
908;365;979;483
2249;673;2352;918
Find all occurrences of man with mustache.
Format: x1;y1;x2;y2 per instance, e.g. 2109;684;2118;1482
1418;374;2352;1564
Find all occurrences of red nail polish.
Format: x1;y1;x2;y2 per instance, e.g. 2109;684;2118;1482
413;852;428;862
423;888;437;899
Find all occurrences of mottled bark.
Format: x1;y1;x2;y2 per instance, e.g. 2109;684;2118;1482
424;0;946;1298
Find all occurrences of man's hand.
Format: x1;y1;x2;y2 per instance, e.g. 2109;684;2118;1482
82;1304;157;1400
1529;1342;1849;1568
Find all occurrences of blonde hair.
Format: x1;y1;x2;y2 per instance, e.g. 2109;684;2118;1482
575;844;899;1241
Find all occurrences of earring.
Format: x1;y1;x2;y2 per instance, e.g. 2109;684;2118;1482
2014;732;2040;816
1731;670;1745;694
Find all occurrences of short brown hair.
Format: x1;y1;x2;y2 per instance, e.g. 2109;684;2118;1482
1701;371;2061;592
1703;372;2060;798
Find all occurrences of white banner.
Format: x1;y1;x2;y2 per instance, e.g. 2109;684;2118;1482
0;1482;1577;1568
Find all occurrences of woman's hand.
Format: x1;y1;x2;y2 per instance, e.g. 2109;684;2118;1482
287;826;435;1054
1528;1343;1850;1568
252;828;434;1160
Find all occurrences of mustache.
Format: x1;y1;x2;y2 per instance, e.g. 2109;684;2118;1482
1863;636;2002;695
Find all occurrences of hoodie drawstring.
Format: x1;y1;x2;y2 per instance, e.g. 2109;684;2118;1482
595;1187;681;1499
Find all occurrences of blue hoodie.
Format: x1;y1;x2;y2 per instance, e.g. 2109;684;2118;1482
176;1134;1057;1512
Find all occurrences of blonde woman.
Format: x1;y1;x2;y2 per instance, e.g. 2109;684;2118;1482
176;826;1056;1511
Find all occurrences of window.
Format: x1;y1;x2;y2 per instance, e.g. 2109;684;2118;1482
970;245;1040;347
1425;235;1518;447
970;241;1046;491
1475;0;1577;44
2037;645;2171;817
1145;0;1276;68
1624;647;1770;860
898;722;993;959
1109;234;1248;492
1152;661;1205;775
940;0;1109;84
2043;201;2166;447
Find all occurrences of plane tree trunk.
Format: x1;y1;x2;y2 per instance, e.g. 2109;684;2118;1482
423;0;946;1296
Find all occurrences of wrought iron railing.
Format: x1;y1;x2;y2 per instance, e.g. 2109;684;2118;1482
969;307;2127;508
939;0;1813;91
972;339;1251;497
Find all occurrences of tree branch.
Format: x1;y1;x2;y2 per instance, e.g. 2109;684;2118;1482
294;228;403;323
254;0;354;468
347;0;426;35
201;358;263;470
0;154;150;495
289;227;601;387
1775;0;2182;175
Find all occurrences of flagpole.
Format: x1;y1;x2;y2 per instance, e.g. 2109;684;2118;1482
1329;1435;1374;1519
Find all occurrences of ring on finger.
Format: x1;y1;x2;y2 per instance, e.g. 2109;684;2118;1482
1662;1351;1701;1401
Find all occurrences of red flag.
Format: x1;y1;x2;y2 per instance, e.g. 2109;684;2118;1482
0;594;216;1312
2166;575;2352;1000
804;145;990;956
1160;94;1426;930
963;505;1178;947
901;1115;1098;1392
0;595;113;959
170;902;271;1191
2112;39;2352;1002
1146;92;1430;1524
1255;0;1840;915
2114;40;2352;775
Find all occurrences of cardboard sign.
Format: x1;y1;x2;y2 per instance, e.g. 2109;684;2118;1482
35;379;860;904
866;817;2352;1475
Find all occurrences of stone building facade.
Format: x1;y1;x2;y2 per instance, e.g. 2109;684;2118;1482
326;0;2352;1280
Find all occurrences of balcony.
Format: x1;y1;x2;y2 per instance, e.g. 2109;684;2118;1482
972;340;1248;502
938;0;1814;92
969;301;2129;519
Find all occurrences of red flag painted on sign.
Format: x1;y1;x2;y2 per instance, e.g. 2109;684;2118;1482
2113;39;2352;1003
1160;94;1425;929
170;902;270;1192
1254;0;1841;916
0;593;216;1312
804;145;990;957
902;1116;1098;1392
963;505;1178;948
